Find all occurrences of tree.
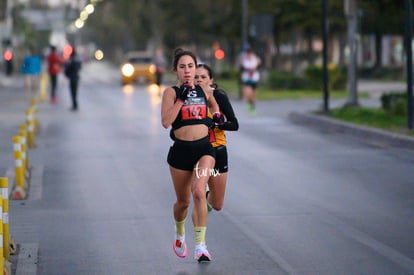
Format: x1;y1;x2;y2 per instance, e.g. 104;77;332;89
359;0;405;68
80;0;409;72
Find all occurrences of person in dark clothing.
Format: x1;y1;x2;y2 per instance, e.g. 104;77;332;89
47;45;64;104
195;63;239;213
64;49;82;111
153;48;166;87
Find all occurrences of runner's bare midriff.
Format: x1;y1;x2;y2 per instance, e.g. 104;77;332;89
173;124;209;141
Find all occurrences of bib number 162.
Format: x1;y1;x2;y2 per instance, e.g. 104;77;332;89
182;104;206;120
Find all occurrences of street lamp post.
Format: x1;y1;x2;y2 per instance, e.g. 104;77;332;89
345;0;358;107
5;0;13;38
405;0;413;130
321;0;329;113
241;0;248;47
239;0;248;100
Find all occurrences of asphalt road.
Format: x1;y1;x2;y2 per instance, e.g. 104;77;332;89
1;61;414;274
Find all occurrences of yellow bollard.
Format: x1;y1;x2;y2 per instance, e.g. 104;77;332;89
13;151;25;190
19;124;27;137
13;135;27;185
19;126;29;177
11;136;27;200
29;103;39;135
26;108;35;149
40;72;48;102
0;195;4;273
0;178;10;260
18;131;27;174
18;130;27;177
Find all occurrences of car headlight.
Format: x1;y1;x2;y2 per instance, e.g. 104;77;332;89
121;63;135;77
149;64;156;74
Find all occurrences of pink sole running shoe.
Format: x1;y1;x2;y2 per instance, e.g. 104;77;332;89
172;237;188;258
194;243;211;263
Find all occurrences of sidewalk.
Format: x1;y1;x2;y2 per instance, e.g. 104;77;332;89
0;72;30;179
358;79;406;99
289;112;414;149
0;72;38;275
289;80;414;150
0;74;24;89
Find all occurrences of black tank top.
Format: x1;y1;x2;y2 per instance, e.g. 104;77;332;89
171;85;211;130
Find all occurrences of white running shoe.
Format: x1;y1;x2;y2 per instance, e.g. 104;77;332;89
194;243;211;263
172;234;187;258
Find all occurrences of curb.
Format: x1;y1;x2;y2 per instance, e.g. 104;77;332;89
288;112;414;150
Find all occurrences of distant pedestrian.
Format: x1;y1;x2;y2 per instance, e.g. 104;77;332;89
47;45;64;104
21;46;42;101
153;48;166;87
64;49;82;111
239;45;261;116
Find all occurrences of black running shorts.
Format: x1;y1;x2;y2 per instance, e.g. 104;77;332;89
242;80;258;90
167;136;216;171
213;145;228;173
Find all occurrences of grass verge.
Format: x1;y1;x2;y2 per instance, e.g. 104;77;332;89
217;77;414;137
217;78;367;100
328;106;414;136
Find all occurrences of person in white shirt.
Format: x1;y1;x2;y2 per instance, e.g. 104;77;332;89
239;46;261;116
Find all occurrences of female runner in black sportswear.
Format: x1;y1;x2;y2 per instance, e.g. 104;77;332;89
161;48;221;262
195;64;239;212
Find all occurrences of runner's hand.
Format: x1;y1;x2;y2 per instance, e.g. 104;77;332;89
212;112;224;125
177;82;191;102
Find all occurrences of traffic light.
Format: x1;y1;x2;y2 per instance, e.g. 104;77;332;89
212;41;225;60
3;50;13;75
63;44;73;59
3;50;12;61
214;49;225;60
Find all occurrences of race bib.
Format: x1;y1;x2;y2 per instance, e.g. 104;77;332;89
181;97;207;120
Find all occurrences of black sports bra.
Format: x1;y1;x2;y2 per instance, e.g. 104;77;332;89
171;85;211;130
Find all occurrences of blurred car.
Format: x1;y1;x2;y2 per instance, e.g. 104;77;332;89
120;51;156;85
